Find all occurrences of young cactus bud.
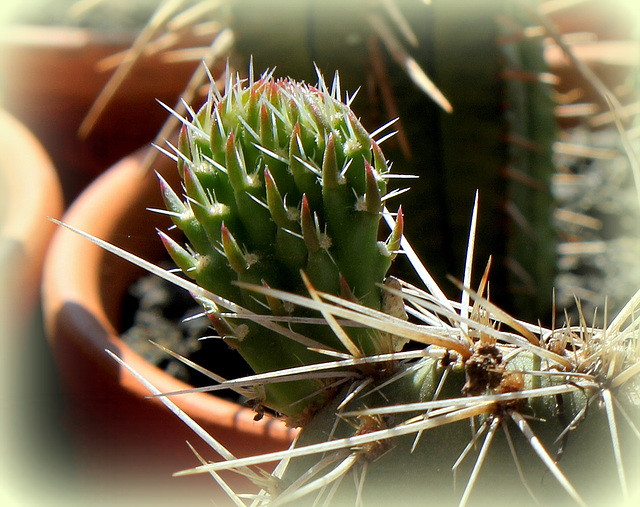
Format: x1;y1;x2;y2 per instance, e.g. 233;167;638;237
159;69;400;424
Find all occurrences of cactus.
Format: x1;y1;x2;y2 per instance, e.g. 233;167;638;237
74;67;631;505
85;0;639;320
56;0;639;504
55;63;640;507
156;69;404;425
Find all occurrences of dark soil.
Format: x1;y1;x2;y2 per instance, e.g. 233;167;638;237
119;266;255;404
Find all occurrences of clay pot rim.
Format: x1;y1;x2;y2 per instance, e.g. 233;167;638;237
0;108;63;316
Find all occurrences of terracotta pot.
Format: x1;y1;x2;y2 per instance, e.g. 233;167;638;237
0;107;63;321
42;147;295;504
0;24;216;206
0;108;66;504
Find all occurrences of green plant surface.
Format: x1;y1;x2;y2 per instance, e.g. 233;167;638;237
156;70;404;424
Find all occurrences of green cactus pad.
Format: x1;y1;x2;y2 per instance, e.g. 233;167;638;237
159;69;403;424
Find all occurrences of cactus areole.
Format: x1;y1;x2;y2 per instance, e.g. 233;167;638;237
160;70;403;425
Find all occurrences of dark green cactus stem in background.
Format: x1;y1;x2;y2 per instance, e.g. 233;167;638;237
499;2;557;319
433;0;556;320
159;71;402;423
